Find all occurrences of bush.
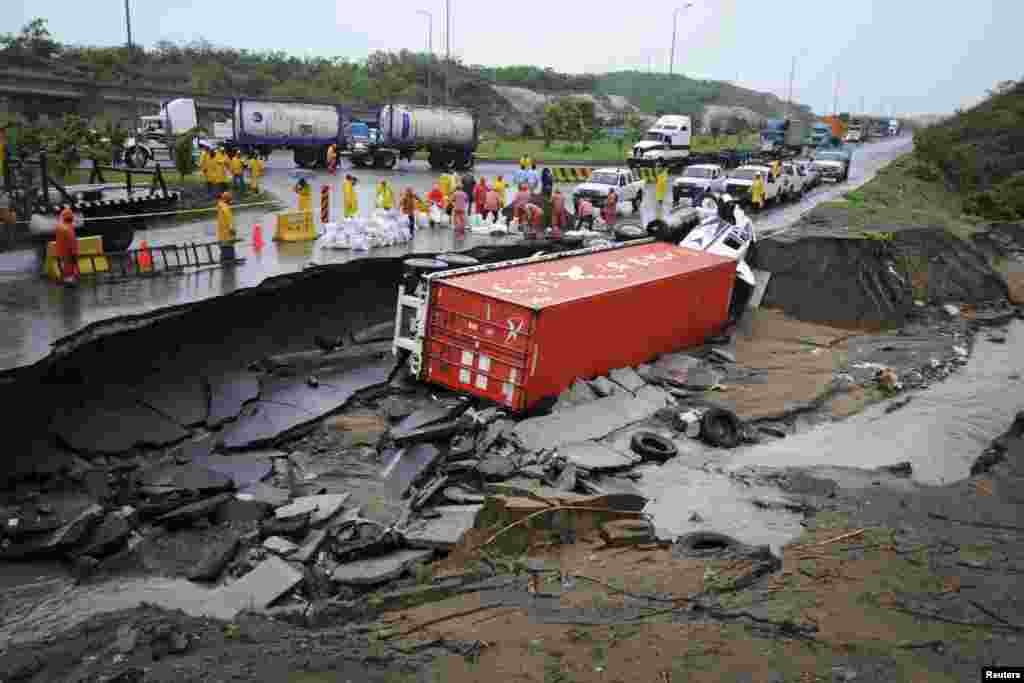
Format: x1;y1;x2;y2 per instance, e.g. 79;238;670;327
963;174;1024;221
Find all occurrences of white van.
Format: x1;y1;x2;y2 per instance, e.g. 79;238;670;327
629;115;692;170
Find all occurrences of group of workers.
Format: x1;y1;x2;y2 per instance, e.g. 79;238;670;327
199;147;266;199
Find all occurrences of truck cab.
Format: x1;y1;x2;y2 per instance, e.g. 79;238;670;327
572;168;646;212
123;100;210;169
810;122;833;147
812;149;851;182
672;164;725;206
781;161;809;198
844;127;863;143
629;115;691;170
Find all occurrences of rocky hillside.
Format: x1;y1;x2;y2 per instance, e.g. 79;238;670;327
2;19;814;135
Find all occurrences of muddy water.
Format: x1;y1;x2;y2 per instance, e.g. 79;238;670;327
732;321;1024;485
0;565;222;646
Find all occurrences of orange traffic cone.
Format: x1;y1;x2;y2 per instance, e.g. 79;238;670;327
252;223;264;251
138;240;153;271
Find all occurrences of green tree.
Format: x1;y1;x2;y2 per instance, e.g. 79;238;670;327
0;18;62;60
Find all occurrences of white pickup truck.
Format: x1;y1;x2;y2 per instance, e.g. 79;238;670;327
722;165;784;207
781;161;810;199
572;167;646;213
672;164;725;206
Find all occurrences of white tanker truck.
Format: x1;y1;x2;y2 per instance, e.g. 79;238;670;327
347;104;478;171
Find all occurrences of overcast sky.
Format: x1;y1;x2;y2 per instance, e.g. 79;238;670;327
6;0;1019;116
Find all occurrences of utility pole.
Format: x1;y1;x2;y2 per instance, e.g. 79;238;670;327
669;3;693;77
125;0;133;53
786;54;796;118
444;0;451;106
833;74;840;116
417;10;433;106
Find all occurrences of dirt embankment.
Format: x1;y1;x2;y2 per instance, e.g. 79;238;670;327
753;213;1015;330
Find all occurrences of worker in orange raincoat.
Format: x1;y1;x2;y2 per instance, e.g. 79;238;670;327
55;207;80;284
400;187;419;235
217;192;237;263
550;188;567;237
327;143;338;175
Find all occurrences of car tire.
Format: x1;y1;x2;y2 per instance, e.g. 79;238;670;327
700;408;742;449
630;431;678;462
126;147;149;169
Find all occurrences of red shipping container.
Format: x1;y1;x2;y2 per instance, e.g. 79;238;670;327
419;241;737;412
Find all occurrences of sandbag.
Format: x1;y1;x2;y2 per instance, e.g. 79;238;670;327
430;205;443;224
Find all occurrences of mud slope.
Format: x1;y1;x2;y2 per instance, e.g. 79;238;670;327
754;224;1009;329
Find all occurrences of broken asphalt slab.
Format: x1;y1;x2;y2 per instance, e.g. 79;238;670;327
136;373;210;428
219;356;395;449
402;505;483;550
389;399;470;442
193;452;277;490
648;353;723;390
208;555;304;618
512;391;667;452
50;392;189;455
206;371;261;428
331;549;434;586
138;462;234;492
275;493;350;525
380;443;443;498
608;366;646;393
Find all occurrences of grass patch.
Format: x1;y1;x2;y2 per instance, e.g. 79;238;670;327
958;543;995;564
473;133;759;164
816;154;980;240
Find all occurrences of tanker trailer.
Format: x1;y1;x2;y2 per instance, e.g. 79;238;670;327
376;105;478;171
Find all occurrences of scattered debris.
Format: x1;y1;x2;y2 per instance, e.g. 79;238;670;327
263;536;299;556
513;392;666;452
560;441;638;471
211;555;305;617
943;303;961;317
608;366;646;394
699;408;743;448
476;455;517;481
381;444;443;497
673;409;704;438
629;431;679;462
274;494;350;525
599;519;656;547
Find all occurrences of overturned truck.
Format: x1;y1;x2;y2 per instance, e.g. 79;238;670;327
393;239;742;412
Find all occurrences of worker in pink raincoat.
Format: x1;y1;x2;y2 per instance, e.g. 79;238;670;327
602;189;619;228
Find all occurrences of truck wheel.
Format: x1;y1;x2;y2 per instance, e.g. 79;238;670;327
125;147;150;169
375;154;396;170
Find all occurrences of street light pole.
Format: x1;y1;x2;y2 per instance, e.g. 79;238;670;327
786;54;796;118
417;10;433;106
444;0;451;106
124;0;133;53
669;3;693;77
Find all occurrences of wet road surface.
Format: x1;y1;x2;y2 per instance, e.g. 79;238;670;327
0;140;911;372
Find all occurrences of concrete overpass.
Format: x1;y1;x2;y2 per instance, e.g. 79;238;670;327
0;67;378;130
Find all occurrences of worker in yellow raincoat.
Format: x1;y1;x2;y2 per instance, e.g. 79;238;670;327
216;192;237;262
376;180;394;210
655;163;669;207
343;175;359;218
249;155;265;194
212;148;230;194
438;172;452;198
494;175;507;209
198;147;212;196
229;151;246;196
751;173;766;211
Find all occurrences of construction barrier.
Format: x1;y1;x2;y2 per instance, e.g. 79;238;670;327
45;235;109;281
275;210;316;242
551;167;593;183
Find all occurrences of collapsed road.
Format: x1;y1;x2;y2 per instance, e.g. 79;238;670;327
0;138;911;371
2;134;1024;682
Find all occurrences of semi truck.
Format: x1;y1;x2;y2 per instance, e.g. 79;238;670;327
888;119;901;136
124;98;349;169
628;115;693;170
371;104;478;171
810;122;833;147
759;118;809;155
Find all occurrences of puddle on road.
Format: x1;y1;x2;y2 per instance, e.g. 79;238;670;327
636;459;805;556
731;320;1024;485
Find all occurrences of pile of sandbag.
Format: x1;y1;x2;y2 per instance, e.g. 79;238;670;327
468;213;512;235
428;205;452;228
319;210;412;251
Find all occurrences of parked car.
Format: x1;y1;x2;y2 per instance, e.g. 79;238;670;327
812;149;852;182
781;161;809;199
723;165;783;206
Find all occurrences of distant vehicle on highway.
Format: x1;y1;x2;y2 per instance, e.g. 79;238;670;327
810;122;833;147
672;164;725;206
844;127;863;143
888;118;901;136
572;167;645;212
628;115;692;170
759;118;809;155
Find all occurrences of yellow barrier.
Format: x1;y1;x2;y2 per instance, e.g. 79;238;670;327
275;210;316;242
45;235;109;281
551;167;594;183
